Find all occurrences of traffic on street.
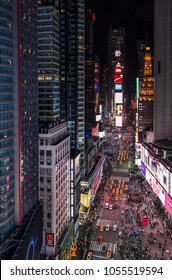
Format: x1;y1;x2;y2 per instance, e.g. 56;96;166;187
73;119;172;260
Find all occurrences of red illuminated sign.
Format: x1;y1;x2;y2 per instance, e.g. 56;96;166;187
46;233;54;247
114;74;123;84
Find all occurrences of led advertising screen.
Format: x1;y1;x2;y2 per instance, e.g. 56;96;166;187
116;104;123;116
141;146;170;193
165;192;172;216
46;233;54;247
141;161;146;177
115;84;122;91
114;63;122;74
115;92;123;104
145;168;165;206
114;74;123;84
135;143;142;159
116;115;122;127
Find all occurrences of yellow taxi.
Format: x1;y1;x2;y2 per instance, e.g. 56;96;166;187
109;184;112;189
115;195;119;201
116;188;119;195
106;248;112;258
112;188;116;194
119;189;123;195
100;225;104;231
106;196;110;202
86;251;93;260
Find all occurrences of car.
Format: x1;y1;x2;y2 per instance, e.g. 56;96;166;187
98;235;103;244
105;202;109;209
109;203;113;210
119;189;123;195
113;224;117;231
105;224;110;231
86;251;93;260
106;248;112;258
112;188;115;194
102;244;106;252
115;195;119;201
106;196;110;202
100;225;104;231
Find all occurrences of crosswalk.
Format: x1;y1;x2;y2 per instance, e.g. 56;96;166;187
89;241;117;254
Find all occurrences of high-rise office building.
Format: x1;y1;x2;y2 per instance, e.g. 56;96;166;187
154;0;172;143
85;9;95;135
137;42;154;142
38;0;60;122
108;26;126;122
38;1;72;259
59;0;85;171
0;0;42;260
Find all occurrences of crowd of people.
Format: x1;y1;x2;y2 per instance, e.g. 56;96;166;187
116;176;172;260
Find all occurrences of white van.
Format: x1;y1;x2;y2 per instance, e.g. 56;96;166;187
113;224;117;231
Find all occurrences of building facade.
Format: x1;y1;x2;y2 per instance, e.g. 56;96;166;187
0;0;42;259
59;0;85;171
108;26;126;124
39;121;71;256
154;0;172;142
137;43;154;142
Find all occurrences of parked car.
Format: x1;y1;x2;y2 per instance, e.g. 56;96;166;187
105;224;110;231
113;224;117;231
98;235;103;244
86;251;93;260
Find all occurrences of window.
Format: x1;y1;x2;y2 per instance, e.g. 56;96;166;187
47;159;51;165
47;177;51;183
40;150;44;156
46;150;52;156
47;222;51;228
47;213;51;219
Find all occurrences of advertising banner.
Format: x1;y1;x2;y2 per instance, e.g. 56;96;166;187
142;146;169;193
115;92;123;104
141;161;146;177
114;74;123;84
135;143;142;159
165;192;172;216
46;233;54;247
115;84;122;91
116;115;122;127
145;168;165;205
116;104;123;116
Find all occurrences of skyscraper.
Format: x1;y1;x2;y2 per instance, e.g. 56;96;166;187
154;0;172;143
59;0;85;172
137;42;154;142
38;0;72;259
85;9;97;135
108;26;126;122
0;0;42;260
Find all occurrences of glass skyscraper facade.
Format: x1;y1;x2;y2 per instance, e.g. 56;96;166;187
0;0;14;239
0;0;39;243
38;0;60;122
59;0;85;169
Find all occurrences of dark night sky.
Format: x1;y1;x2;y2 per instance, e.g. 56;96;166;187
86;0;154;90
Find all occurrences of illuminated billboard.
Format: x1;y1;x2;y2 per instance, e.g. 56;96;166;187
114;62;122;74
135;143;142;159
115;84;122;91
116;92;123;104
116;104;123;115
142;145;170;192
114;74;123;84
116;115;122;127
141;161;146;177
46;233;54;247
165;192;172;216
145;168;165;206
